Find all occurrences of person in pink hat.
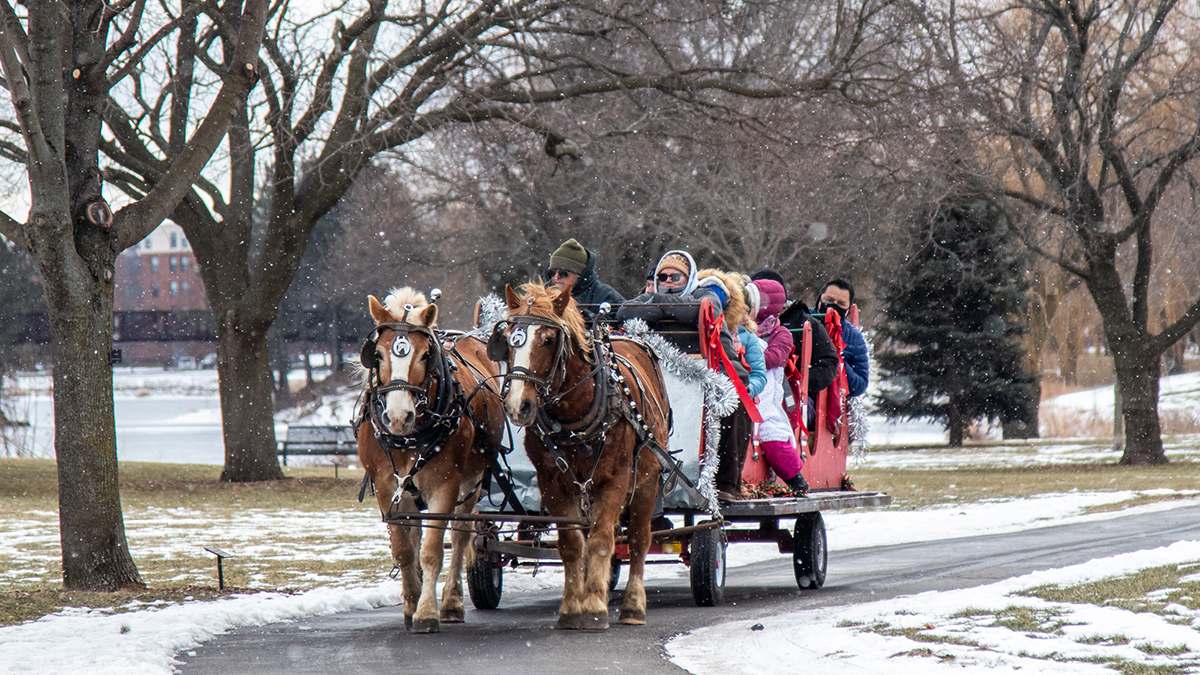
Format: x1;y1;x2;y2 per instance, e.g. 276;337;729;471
748;278;808;496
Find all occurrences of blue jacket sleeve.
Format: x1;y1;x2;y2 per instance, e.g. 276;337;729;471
841;323;870;398
739;328;768;399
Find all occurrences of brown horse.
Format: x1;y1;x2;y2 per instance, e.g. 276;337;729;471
489;282;670;629
355;288;504;633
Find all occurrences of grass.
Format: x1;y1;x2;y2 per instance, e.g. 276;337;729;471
1023;563;1200;617
848;460;1200;509
0;458;382;626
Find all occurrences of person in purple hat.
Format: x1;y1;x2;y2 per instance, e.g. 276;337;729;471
749;278;808;496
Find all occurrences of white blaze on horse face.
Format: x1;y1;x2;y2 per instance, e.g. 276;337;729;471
503;325;543;425
384;336;418;435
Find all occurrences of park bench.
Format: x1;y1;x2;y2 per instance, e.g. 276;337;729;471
277;425;357;467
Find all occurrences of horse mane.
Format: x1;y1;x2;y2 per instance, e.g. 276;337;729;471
516;282;594;362
382;287;432;325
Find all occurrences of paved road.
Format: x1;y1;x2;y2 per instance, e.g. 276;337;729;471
180;504;1200;674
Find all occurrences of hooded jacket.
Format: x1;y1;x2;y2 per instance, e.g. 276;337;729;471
616;251;749;385
567;248;625;311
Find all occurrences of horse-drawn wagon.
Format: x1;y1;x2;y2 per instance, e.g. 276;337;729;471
354;283;889;632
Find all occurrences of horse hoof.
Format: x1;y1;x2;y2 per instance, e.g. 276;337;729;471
583;611;610;630
403;614;413;630
617;608;646;625
555;613;585;630
441;608;465;623
410;618;440;633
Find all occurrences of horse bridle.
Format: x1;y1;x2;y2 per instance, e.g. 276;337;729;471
488;314;574;403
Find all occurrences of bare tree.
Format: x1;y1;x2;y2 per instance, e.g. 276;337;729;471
0;0;268;588
938;0;1200;464
101;0;913;480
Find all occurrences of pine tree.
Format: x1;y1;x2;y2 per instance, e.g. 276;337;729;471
875;194;1035;446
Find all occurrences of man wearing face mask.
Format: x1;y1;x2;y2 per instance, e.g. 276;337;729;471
817;279;869;398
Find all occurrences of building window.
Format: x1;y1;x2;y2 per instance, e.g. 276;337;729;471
182;281;189;296
142;238;151;249
170;281;179;296
150;257;159;272
181;235;189;249
180;257;189;272
169;256;177;272
151;282;159;297
125;285;138;299
170;232;178;248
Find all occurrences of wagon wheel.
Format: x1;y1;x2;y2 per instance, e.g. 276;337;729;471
689;524;726;607
793;512;827;590
467;551;504;610
609;554;622;592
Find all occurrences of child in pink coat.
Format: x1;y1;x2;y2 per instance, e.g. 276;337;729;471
749;278;808;496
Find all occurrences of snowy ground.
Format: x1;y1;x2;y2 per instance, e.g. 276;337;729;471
669;542;1200;675
5;371;1200;673
4;489;1200;674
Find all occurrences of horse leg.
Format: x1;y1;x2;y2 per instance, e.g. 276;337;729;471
440;486;480;623
388;521;422;631
376;471;423;631
578;481;623;631
411;482;456;633
618;464;658;625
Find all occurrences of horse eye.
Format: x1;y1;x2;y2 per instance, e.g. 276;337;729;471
542;335;555;346
374;351;383;363
420;352;431;362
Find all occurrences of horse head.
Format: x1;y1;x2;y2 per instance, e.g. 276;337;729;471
491;281;589;426
362;288;439;436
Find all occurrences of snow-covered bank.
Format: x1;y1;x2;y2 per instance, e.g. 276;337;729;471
6;490;1200;674
669;542;1200;675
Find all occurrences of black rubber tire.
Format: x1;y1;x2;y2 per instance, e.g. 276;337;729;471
793;512;827;590
609;554;622;592
466;553;503;610
689;525;727;607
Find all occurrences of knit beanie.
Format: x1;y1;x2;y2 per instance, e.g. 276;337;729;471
656;252;691;277
750;268;786;286
750;279;786;320
549;239;589;275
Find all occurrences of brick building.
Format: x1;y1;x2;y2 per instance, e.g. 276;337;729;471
113;223;213;365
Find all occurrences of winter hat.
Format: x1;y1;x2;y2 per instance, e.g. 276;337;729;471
750;279;786;321
745;282;762;321
656;252;692;277
750;268;786;286
549;239;588;275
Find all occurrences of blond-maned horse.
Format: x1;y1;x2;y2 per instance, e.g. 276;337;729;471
488;282;670;629
355;288;504;633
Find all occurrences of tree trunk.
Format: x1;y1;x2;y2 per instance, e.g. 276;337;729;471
947;400;964;447
1003;378;1041;439
51;289;145;590
1114;352;1166;465
216;312;285;482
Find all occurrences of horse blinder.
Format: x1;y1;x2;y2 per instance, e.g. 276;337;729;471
487;323;510;362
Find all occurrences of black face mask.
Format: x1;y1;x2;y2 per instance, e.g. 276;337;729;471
819;301;848;320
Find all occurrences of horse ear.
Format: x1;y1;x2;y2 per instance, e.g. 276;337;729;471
505;284;522;310
472;299;483;328
552;283;574;317
417;302;438;328
368;295;391;324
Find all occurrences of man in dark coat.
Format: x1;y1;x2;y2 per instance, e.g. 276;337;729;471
546;239;624;317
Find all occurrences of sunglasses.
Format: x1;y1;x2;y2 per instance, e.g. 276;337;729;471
657;272;685;283
548;269;575;279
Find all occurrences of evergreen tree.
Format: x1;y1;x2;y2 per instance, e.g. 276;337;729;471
0;240;43;424
875;194;1035;446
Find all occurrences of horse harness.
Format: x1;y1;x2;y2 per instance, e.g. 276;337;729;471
491;316;699;517
354;320;466;505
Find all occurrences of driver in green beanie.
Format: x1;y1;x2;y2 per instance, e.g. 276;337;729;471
546;238;624;316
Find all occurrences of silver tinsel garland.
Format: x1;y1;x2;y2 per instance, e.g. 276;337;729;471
621;317;736;514
849;328;873;461
468;294;509;340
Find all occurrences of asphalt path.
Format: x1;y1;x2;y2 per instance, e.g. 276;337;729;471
179;503;1200;675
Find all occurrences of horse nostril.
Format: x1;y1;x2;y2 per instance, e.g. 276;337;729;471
519;401;533;419
382;411;391;426
404;411;415;428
